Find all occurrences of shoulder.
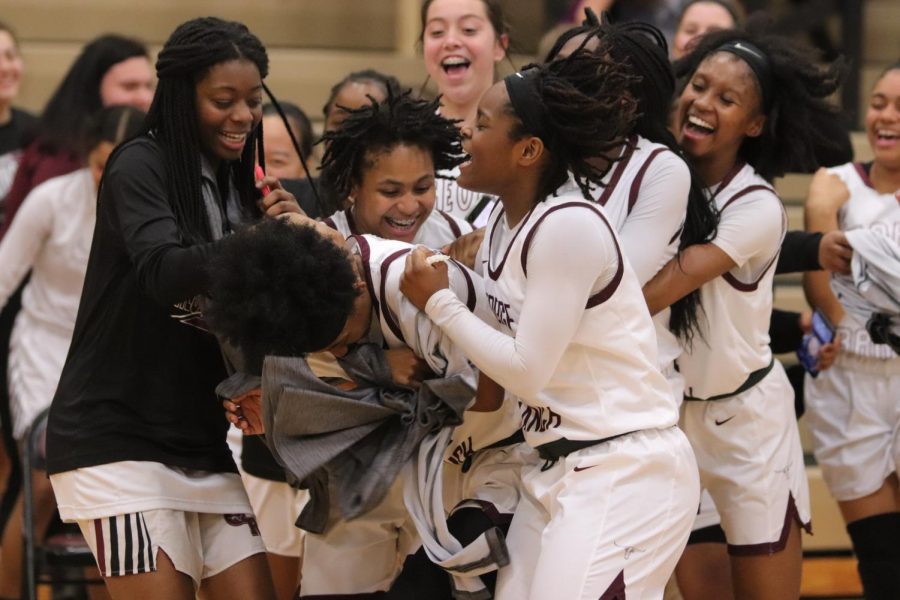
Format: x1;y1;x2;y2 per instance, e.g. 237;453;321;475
433;210;473;238
105;137;165;181
27;167;90;201
529;198;617;249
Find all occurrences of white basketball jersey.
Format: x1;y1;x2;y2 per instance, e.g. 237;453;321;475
479;194;678;447
349;235;521;456
677;163;786;399
829;162;900;359
584;135;689;392
323;206;472;248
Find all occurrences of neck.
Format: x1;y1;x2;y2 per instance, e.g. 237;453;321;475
0;103;11;125
440;98;477;127
693;148;742;188
869;160;900;195
497;170;543;227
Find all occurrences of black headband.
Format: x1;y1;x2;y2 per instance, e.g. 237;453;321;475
715;40;774;113
504;69;552;147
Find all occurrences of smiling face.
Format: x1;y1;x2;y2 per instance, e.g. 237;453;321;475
673;2;736;60
0;30;23;112
676;52;765;169
262;114;305;179
195;59;263;169
456;81;529;197
422;0;507;117
865;68;900;168
100;56;155;112
350;143;436;243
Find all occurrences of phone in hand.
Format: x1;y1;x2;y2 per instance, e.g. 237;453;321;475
797;309;836;377
254;165;272;196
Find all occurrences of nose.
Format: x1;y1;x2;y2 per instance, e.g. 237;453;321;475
460;125;473;141
442;26;462;49
231;101;254;126
395;193;419;215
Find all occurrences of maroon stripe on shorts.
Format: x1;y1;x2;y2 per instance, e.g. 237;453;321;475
599;569;626;599
94;518;106;575
727;493;812;556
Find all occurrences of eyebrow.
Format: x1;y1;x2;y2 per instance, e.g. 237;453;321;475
426;14;485;26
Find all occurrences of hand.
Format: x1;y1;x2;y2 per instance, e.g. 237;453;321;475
223;388;265;435
818;230;852;275
257;176;303;217
816;334;841;371
384;347;433;388
400;246;450;311
799;310;813;334
441;228;485;270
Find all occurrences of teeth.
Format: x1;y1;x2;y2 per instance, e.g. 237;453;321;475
877;129;899;139
386;216;416;228
442;57;470;68
688;115;715;131
221;132;247;141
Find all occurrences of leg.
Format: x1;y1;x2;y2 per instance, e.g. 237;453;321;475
675;490;734;600
200;552;275;600
841;475;900;600
102;549;195;600
730;520;802;600
265;553;300;600
675;542;734;600
0;468;57;598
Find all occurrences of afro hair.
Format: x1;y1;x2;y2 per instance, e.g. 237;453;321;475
205;218;359;372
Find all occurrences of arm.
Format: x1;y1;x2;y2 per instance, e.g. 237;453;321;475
0;183;54;309
801;168;849;327
618;152;690;286
105;142;219;307
403;208;618;399
643;187;784;314
777;230;822;274
643;243;736;315
469;372;504;412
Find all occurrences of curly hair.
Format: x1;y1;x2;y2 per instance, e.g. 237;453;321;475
673;16;848;181
504;51;639;202
109;17;269;245
205;218;359;370
318;89;465;207
545;19;718;344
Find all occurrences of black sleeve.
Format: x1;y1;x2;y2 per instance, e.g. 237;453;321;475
776;230;823;275
103;140;217;307
769;308;804;354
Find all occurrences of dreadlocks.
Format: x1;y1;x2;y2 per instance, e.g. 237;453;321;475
504;51;639;203
674;15;847;181
318;90;465;204
547;18;719;344
321;70;402;122
134;17;268;245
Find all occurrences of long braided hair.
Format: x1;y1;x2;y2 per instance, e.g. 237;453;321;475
133;17;269;245
505;52;640;203
318;89;465;206
547;17;719;343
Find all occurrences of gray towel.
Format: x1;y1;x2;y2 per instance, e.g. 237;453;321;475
261;343;473;533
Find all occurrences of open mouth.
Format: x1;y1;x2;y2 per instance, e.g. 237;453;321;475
684;114;715;136
875;129;899;144
459;152;472;169
442;57;471;77
384;215;419;232
219;131;248;151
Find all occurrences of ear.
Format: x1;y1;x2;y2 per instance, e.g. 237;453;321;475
348;184;359;206
494;33;509;63
517;136;545;168
745;113;766;138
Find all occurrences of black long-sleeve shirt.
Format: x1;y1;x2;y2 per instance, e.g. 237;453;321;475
47;137;238;475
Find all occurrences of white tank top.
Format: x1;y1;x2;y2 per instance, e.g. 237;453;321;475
478;194;677;446
829;162;900;359
677;163;786;399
